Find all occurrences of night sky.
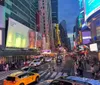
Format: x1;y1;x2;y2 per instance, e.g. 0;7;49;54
58;0;80;33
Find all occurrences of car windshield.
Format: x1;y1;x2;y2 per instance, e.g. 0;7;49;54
34;60;38;62
50;80;72;85
34;59;40;62
22;67;28;71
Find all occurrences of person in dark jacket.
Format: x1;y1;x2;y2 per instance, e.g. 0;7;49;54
78;60;84;77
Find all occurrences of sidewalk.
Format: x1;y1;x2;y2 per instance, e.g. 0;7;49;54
0;70;18;80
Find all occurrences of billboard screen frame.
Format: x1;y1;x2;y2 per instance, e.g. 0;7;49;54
84;0;100;21
6;18;30;48
82;31;91;44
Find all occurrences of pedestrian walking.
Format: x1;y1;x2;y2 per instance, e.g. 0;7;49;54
78;60;84;77
52;66;55;71
74;61;78;76
90;65;95;79
48;64;52;72
5;63;9;71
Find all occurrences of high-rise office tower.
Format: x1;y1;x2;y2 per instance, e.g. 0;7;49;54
51;0;58;49
38;0;53;50
51;0;58;23
4;0;38;30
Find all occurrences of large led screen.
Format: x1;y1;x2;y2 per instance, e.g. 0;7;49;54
79;0;84;11
6;18;29;48
0;30;2;45
36;32;42;48
90;43;98;52
84;0;100;20
28;30;36;49
0;5;5;28
82;31;91;44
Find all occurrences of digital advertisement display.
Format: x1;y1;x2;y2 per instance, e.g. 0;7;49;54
78;13;84;28
36;32;42;48
82;31;91;44
28;30;35;49
0;29;5;48
96;19;100;37
96;26;100;37
0;5;5;28
6;18;29;48
90;43;98;52
42;34;46;50
85;0;100;20
79;0;84;11
0;30;2;45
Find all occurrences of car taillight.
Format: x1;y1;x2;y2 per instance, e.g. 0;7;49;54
12;81;17;84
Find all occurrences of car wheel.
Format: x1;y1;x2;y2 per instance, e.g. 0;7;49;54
19;83;24;85
35;77;39;83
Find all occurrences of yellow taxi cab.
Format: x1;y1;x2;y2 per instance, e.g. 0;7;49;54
4;71;40;85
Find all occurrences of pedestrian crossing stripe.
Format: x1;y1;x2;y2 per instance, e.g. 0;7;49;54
44;72;51;79
50;72;57;79
55;72;62;79
39;71;67;80
39;71;44;75
63;73;67;76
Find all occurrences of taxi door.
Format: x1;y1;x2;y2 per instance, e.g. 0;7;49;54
18;73;30;85
28;73;36;83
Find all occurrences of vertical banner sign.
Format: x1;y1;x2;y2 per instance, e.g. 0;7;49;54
28;30;35;49
0;30;2;45
35;32;37;49
0;5;5;28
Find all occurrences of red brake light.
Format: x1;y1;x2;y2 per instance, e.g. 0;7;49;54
12;81;17;84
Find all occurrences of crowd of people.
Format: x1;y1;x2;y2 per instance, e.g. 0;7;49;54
72;54;100;79
0;60;29;71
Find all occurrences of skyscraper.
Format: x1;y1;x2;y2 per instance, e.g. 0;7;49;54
0;0;40;64
38;0;53;50
4;0;38;30
51;0;58;23
59;20;68;47
51;0;58;49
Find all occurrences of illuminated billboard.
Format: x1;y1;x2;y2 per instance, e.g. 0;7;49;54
36;32;42;48
82;31;91;44
84;0;100;20
79;0;84;11
28;30;36;49
6;18;29;48
0;5;5;28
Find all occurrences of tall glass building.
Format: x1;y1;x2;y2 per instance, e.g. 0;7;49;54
4;0;38;30
51;0;58;23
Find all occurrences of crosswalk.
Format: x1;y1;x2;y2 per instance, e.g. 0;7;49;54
0;70;68;85
39;70;68;82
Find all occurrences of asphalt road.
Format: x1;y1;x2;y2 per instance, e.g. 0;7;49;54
0;56;92;85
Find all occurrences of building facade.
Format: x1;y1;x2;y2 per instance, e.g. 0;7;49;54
4;0;38;30
59;20;68;47
67;38;71;51
51;0;58;50
38;0;53;50
51;0;58;23
0;0;40;65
